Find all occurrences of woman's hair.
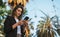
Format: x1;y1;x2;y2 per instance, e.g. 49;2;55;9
12;5;24;20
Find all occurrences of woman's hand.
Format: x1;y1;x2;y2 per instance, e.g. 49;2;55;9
12;20;24;29
23;20;28;25
18;20;28;25
18;20;24;25
12;20;28;29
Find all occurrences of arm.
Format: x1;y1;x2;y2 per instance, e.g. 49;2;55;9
4;16;23;34
4;16;14;34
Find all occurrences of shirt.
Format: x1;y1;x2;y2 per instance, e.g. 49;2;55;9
15;18;21;34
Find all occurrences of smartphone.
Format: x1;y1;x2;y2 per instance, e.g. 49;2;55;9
24;16;29;20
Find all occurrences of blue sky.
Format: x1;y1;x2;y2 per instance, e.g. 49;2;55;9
26;0;60;17
25;0;60;30
25;0;60;21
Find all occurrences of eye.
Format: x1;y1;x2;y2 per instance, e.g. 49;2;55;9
17;10;22;12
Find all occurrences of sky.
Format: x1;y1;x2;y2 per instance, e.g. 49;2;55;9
25;0;60;28
26;0;60;17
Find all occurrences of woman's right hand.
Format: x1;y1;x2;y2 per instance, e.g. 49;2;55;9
12;20;24;29
18;20;28;25
17;20;24;25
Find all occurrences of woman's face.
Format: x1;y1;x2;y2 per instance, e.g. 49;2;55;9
15;8;22;17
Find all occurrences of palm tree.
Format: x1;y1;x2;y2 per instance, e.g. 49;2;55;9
8;0;29;9
36;10;55;37
36;16;55;37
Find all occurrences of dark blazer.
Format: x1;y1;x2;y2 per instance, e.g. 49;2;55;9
4;16;17;37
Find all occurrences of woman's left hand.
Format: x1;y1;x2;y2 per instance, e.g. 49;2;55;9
23;20;28;25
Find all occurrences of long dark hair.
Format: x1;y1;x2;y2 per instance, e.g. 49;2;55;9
12;5;24;20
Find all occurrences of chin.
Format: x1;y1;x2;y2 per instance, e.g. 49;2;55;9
18;15;20;17
18;15;20;16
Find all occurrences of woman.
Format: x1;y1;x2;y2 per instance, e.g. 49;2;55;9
4;5;28;37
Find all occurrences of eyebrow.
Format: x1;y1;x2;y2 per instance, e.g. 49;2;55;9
18;9;22;11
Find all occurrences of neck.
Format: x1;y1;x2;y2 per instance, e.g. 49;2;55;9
14;15;18;19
